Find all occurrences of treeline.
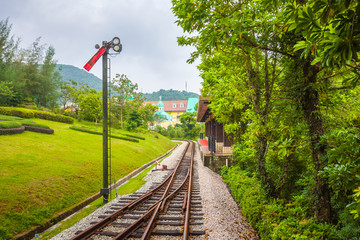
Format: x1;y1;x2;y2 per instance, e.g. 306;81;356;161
0;19;60;108
60;74;158;131
143;89;199;101
173;0;360;239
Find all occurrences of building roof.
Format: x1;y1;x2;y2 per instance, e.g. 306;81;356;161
144;100;188;112
186;97;198;113
196;97;210;122
154;110;172;121
157;100;164;107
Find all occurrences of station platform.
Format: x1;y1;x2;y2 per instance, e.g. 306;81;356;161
197;139;233;172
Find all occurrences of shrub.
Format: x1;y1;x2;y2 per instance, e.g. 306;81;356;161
33;110;74;124
0;121;22;129
0;107;74;123
221;166;336;240
0;117;54;134
21;121;50;129
0;126;25;135
0;107;34;118
24;126;54;134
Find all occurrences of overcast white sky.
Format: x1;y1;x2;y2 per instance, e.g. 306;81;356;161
0;0;202;94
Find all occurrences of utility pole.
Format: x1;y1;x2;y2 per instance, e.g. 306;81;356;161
84;37;122;204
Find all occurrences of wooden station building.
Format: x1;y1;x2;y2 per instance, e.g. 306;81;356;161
197;97;233;171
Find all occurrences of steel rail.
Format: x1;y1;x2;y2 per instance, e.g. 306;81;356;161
115;141;192;239
183;141;194;240
141;162;191;239
70;141;191;240
141;141;195;240
113;203;158;239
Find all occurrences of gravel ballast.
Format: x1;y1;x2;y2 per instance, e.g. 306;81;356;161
194;144;259;240
50;141;258;240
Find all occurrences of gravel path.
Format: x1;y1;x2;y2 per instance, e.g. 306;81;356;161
49;141;258;240
194;143;259;240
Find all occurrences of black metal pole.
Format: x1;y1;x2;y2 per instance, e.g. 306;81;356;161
101;42;109;204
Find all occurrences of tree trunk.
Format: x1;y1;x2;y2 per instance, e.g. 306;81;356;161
257;132;276;197
301;61;332;223
250;50;276;197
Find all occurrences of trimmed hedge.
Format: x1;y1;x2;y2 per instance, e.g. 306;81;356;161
0;119;54;135
0;121;22;129
21;121;50;129
69;126;139;142
0;126;25;135
24;126;54;134
0;107;74;124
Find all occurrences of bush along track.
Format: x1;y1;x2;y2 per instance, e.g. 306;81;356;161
69;126;139;142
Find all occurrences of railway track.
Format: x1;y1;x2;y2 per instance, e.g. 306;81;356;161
70;141;205;240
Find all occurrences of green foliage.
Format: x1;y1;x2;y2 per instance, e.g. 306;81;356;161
156;113;201;140
350;187;360;220
0;18;25;107
0;121;21;129
0;18;61;108
21;121;50;129
179;112;201;139
143;89;199;101
138;103;158;128
77;92;102;122
0;107;74;123
110;74;143;129
172;0;360;236
222;167;336;240
125;110;142;131
167;124;184;139
38;46;61;109
284;0;360;69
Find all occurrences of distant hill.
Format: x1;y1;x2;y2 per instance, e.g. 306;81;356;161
57;64;102;90
143;89;199;101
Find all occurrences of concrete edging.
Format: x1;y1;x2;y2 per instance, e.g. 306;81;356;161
12;144;178;240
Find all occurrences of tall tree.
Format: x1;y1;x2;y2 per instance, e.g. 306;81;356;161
111;74;141;128
39;46;61;109
23;37;44;105
0;18;24;106
171;0;353;222
78;91;102;123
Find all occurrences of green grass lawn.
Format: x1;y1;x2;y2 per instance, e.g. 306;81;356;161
37;154;170;240
0;119;175;239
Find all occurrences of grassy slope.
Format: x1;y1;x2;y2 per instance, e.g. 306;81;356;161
0;119;175;239
38;154;170;239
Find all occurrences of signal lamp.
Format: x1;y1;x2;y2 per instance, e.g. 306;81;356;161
112;37;122;52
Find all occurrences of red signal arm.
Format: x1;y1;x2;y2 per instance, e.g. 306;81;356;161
84;47;106;71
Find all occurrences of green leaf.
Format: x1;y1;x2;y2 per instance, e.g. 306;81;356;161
311;56;322;65
293;41;307;51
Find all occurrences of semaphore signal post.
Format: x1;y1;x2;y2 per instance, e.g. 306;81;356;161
84;37;122;204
